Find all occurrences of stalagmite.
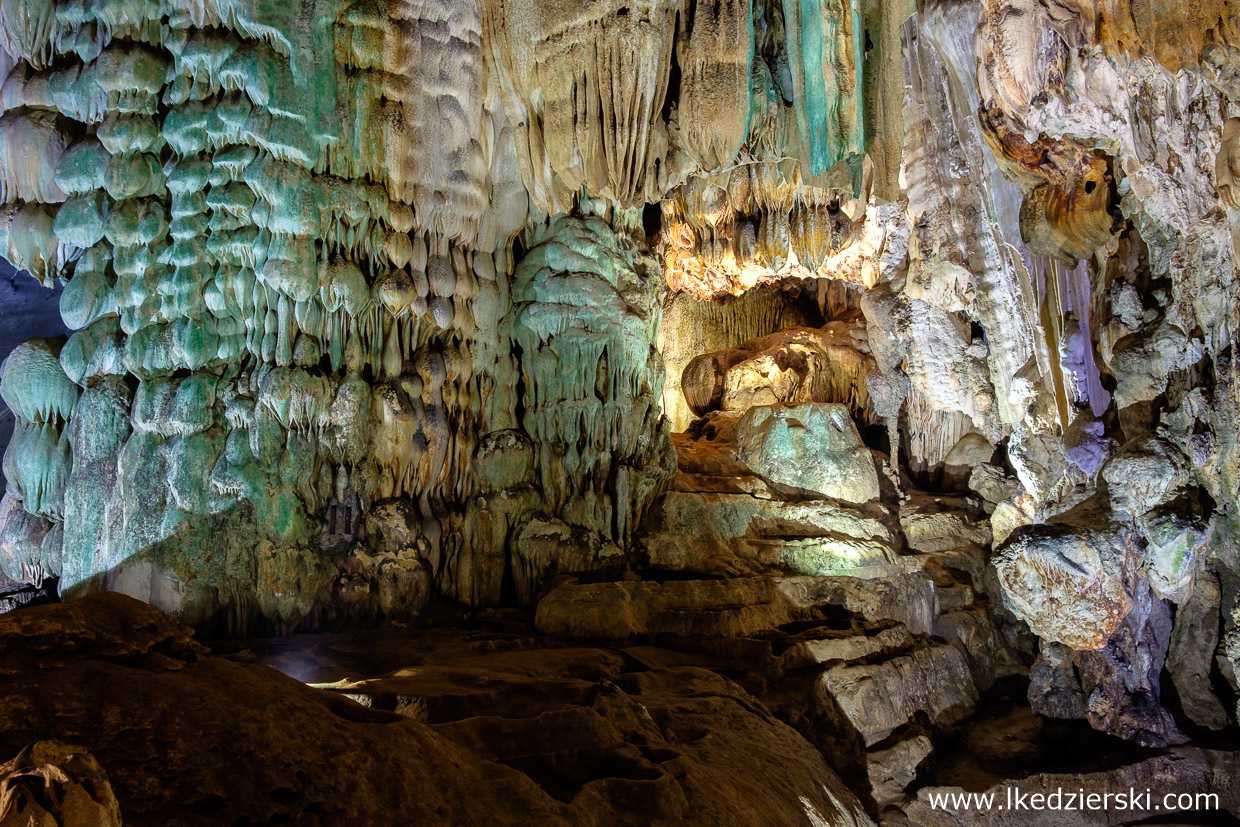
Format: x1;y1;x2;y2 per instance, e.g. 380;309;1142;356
0;3;1236;813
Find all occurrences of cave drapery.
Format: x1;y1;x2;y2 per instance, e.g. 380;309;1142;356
1;0;1240;808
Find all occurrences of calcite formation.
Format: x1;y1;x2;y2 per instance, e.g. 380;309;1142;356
0;0;1239;819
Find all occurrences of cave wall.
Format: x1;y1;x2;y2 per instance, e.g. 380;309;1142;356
1;0;872;629
0;0;1236;737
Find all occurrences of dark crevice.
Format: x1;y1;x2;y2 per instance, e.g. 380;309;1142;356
661;16;683;123
642;202;662;241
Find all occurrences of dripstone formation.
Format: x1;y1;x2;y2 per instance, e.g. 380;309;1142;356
1;0;1240;824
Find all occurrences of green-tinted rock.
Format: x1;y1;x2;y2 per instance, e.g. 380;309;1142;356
0;338;79;423
735;403;879;503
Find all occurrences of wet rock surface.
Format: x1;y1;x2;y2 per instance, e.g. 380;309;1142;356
3;568;1237;825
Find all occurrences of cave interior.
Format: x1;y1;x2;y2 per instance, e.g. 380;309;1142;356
0;0;1239;824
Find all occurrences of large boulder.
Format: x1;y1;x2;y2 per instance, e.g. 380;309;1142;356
0;741;121;826
991;518;1137;650
535;574;939;641
639;491;898;577
899;494;992;553
681;324;876;424
816;640;979;746
941;432;996;489
734;403;879;503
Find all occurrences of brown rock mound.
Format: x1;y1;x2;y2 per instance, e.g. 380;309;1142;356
0;593;872;826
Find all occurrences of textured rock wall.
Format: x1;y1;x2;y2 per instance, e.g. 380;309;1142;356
0;0;1238;755
0;0;538;629
4;0;882;630
0;0;514;631
659;284;822;430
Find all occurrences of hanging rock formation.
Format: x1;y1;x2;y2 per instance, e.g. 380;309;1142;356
0;0;1239;821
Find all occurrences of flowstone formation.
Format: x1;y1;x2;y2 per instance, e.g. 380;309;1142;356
0;0;897;630
1;0;1240;822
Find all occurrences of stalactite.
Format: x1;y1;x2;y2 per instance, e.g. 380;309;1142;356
0;6;1234;758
